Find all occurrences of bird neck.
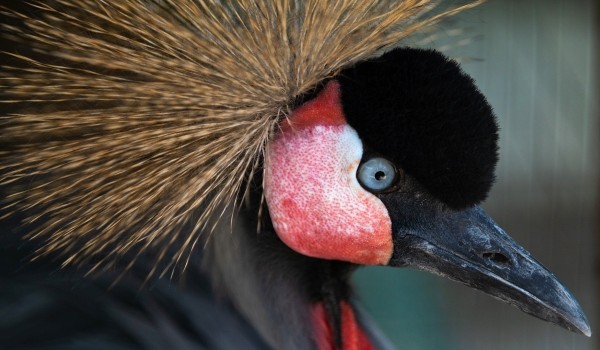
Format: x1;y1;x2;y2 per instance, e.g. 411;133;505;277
311;301;375;350
202;187;376;349
307;261;375;349
307;260;364;350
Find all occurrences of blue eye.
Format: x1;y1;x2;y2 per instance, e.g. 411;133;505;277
357;157;397;192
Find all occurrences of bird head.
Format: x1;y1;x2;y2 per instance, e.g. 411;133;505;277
264;48;590;336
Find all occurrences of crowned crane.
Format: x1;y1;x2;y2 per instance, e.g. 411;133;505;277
0;1;592;349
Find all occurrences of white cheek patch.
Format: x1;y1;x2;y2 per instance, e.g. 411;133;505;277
264;123;393;265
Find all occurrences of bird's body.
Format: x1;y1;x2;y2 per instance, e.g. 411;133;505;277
0;1;591;349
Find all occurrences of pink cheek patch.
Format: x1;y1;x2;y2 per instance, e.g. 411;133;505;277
263;81;393;265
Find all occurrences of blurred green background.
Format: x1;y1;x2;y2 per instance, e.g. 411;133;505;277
355;0;598;349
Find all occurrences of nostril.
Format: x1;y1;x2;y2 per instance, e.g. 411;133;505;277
482;252;511;267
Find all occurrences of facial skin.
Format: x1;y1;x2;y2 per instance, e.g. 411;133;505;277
264;81;393;265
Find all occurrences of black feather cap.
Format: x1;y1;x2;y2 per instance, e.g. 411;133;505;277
338;48;499;209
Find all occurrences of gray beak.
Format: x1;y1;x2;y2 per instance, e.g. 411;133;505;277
382;191;591;336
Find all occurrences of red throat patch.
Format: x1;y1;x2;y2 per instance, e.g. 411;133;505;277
311;302;375;350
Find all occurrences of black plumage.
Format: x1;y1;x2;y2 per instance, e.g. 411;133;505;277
340;48;499;209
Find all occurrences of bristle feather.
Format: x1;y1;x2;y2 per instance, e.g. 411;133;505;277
0;0;481;276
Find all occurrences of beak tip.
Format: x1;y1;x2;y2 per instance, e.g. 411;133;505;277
565;312;591;337
559;290;592;337
547;289;591;337
577;326;592;338
579;323;592;338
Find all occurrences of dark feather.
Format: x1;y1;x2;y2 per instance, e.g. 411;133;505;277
340;48;499;209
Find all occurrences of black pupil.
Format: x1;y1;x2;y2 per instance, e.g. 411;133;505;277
374;170;386;181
